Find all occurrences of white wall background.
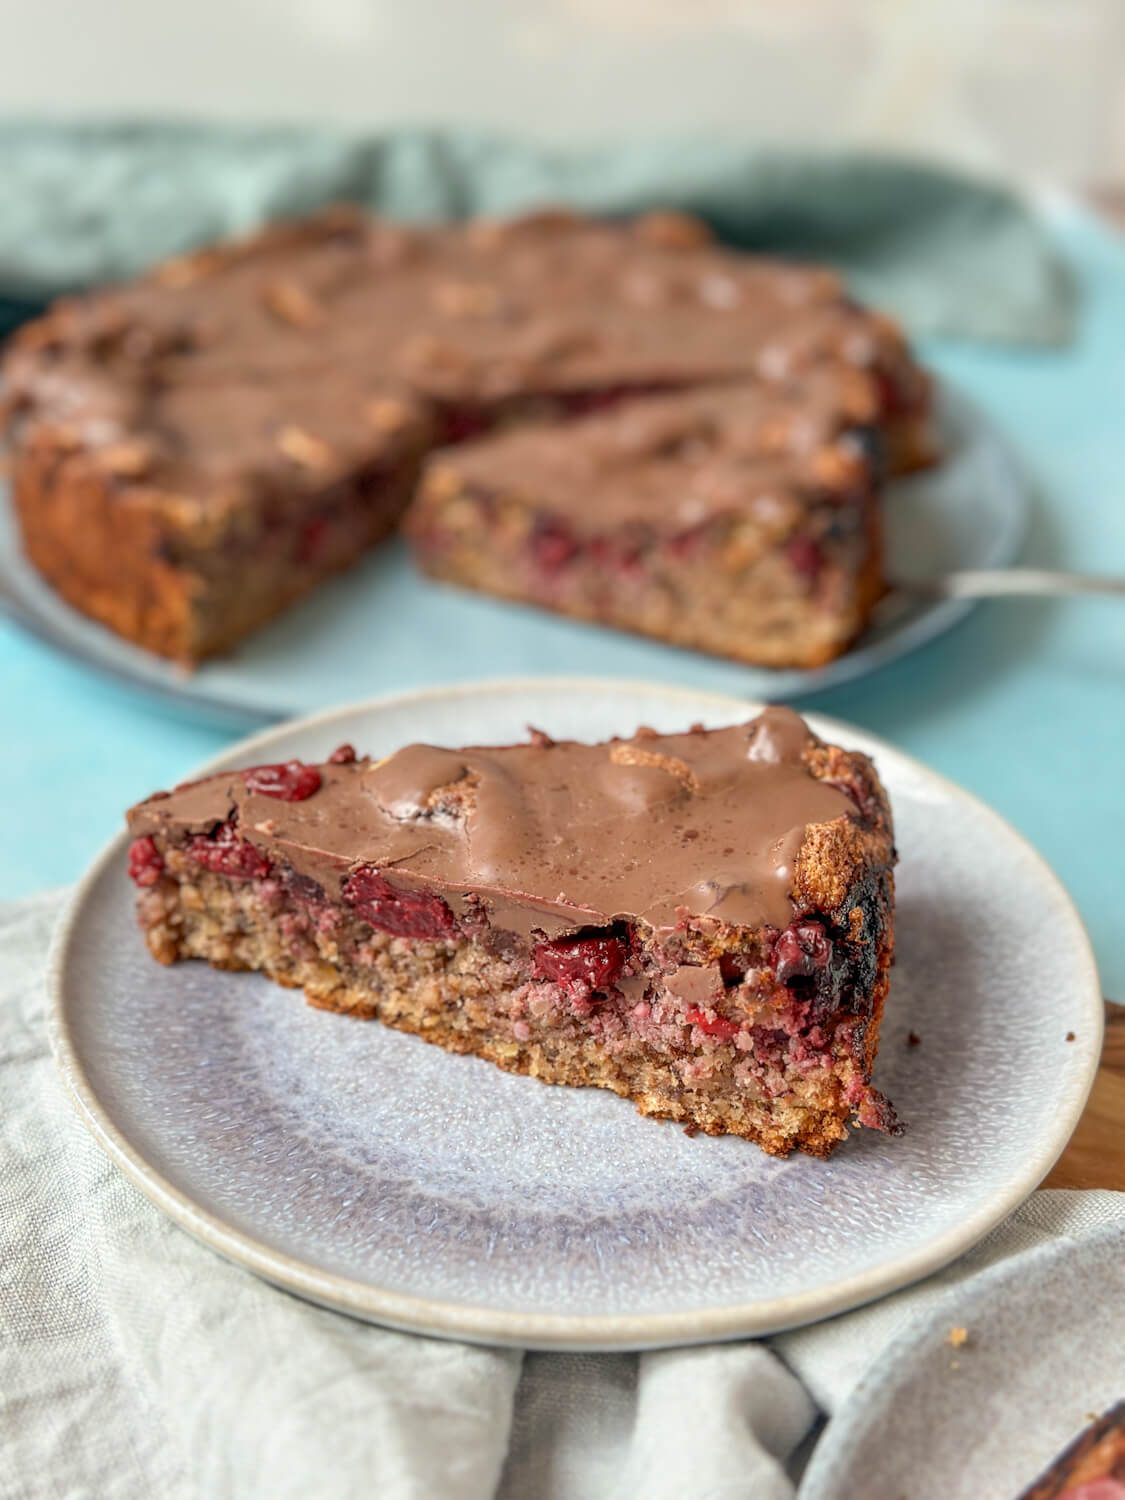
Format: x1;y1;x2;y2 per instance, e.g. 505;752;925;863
2;0;1123;185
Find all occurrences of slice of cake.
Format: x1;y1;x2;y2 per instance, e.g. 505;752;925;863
2;204;933;662
126;706;898;1158
1017;1403;1125;1500
408;370;884;669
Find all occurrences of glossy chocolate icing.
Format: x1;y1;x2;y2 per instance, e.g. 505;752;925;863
3;207;923;505
426;367;878;537
129;706;855;940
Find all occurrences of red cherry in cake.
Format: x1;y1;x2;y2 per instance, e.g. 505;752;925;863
786;534;823;582
127;835;164;887
342;865;460;941
328;744;358;764
187;823;273;880
532;933;627;994
665;524;707;561
298;516;330;565
241;761;322;802
588;537;643;577
438;403;491;445
684;1008;739;1043
530;522;580;574
774;920;832;984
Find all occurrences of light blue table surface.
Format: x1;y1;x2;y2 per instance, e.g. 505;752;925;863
2;204;1122;992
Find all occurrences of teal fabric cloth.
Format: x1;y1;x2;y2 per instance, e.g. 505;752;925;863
0;122;1072;343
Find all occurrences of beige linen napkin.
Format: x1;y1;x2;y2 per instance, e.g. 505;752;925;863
2;891;1120;1500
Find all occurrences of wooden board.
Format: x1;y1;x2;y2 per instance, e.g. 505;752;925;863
1044;1003;1125;1190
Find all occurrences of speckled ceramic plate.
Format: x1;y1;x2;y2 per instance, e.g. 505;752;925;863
799;1212;1125;1499
48;680;1100;1350
2;383;1026;731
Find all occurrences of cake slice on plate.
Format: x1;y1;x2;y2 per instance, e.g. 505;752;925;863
408;369;885;669
126;706;898;1158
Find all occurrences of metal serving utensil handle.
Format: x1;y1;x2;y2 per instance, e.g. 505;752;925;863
895;568;1125;600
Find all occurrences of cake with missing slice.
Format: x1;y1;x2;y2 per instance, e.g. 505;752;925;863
125;706;898;1158
3;204;932;664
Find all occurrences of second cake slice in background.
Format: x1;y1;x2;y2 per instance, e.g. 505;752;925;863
408;370;887;668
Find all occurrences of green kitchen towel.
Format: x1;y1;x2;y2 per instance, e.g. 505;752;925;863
0;121;1073;343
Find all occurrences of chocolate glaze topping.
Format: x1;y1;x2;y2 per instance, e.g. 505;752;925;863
427;368;878;537
3;207;925;505
129;707;856;939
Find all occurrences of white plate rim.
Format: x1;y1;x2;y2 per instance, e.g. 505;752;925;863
46;677;1104;1350
796;1210;1125;1499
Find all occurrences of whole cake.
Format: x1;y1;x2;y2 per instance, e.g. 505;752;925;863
1;205;933;665
1017;1403;1125;1500
409;369;884;669
126;706;898;1158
